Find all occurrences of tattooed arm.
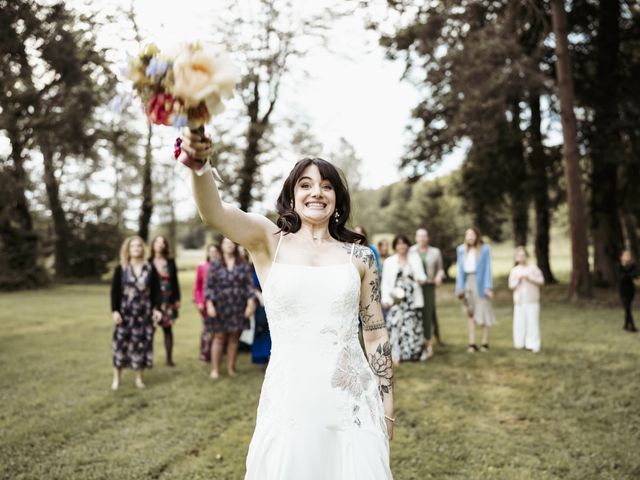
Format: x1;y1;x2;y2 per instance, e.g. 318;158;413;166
351;244;395;440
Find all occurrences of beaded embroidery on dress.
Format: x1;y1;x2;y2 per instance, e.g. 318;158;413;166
244;237;392;480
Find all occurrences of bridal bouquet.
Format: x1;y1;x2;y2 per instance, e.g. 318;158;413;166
124;42;239;129
122;42;238;174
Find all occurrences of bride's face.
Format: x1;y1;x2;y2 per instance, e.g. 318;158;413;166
293;165;336;226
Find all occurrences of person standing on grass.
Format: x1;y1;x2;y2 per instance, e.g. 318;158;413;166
150;236;181;367
508;246;544;352
381;234;427;365
205;237;256;379
378;239;390;265
455;227;496;353
410;228;445;360
618;249;638;332
354;226;380;270
195;243;221;364
110;236;162;390
250;267;271;365
180;129;395;475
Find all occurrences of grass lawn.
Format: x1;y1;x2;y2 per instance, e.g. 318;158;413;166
1;260;639;479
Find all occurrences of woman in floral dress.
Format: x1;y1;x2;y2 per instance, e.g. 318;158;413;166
110;236;162;390
150;236;181;367
381;235;426;364
205;237;256;379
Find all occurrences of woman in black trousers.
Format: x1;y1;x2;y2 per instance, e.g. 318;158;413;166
618;249;638;332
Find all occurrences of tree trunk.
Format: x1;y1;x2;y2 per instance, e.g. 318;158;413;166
237;80;266;212
551;0;592;299
41;147;72;277
590;0;622;286
5;129;36;235
528;93;556;284
508;98;528;247
138;122;154;242
0;131;44;288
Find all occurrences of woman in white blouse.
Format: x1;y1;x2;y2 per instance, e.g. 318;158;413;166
381;235;427;364
508;246;544;352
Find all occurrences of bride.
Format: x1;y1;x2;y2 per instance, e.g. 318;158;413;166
181;130;394;479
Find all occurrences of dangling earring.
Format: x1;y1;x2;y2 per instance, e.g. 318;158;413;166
334;210;340;223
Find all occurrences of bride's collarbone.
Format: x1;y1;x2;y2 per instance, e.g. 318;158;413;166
279;238;353;267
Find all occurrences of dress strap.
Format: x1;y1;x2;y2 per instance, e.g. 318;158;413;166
350;243;355;262
273;231;284;263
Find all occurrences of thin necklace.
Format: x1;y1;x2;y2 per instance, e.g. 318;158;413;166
311;234;331;243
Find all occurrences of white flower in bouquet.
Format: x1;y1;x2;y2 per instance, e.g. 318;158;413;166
171;44;240;116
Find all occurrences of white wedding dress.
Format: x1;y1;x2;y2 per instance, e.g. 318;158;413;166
245;240;393;480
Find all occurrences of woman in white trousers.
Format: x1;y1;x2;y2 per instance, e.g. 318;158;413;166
508;247;544;352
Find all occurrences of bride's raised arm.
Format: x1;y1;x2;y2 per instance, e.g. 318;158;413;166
181;129;277;254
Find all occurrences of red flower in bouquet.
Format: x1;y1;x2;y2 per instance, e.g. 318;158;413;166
146;92;180;126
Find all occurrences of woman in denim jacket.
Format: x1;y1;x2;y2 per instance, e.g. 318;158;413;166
455;228;496;353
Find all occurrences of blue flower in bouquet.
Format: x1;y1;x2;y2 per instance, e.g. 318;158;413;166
172;114;188;128
145;57;169;78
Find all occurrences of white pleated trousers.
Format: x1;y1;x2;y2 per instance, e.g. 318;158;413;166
513;303;541;352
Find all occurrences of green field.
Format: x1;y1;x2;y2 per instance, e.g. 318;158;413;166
1;251;639;479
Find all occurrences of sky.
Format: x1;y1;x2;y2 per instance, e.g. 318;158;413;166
103;0;466;192
2;0;467;222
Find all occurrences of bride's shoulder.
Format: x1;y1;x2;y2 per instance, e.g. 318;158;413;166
344;242;377;270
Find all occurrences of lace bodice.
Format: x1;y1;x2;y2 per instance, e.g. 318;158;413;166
255;246;387;436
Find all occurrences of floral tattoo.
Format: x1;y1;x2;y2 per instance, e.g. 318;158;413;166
369;341;393;400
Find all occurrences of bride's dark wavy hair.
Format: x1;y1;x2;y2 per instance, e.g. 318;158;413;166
275;157;366;245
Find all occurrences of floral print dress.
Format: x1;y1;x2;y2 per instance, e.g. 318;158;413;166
205;260;255;333
386;266;424;361
111;263;160;369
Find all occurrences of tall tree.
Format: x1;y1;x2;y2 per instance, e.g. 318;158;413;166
374;1;545;243
550;0;591;299
124;4;157;241
206;0;350;211
0;0;48;288
589;0;623;286
528;93;557;283
138;122;154;241
1;0;115;279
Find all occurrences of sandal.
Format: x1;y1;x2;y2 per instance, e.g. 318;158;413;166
467;344;478;353
480;344;489;352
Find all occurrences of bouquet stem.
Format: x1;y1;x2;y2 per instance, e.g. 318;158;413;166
177;125;208;171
